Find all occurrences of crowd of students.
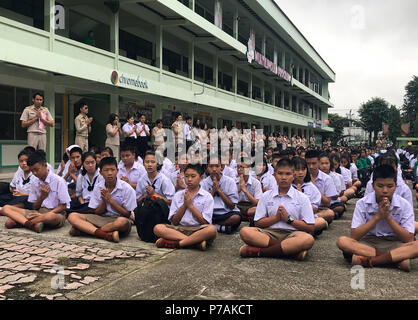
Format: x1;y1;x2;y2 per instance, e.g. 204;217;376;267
0;137;417;273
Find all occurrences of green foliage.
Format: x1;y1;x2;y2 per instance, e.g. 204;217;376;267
321;113;349;145
387;105;401;142
358;97;390;144
402;75;418;133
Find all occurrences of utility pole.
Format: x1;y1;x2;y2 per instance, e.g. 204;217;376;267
347;109;353;146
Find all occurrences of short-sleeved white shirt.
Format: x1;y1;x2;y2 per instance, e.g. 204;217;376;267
10;169;34;194
254;186;315;231
117;161;146;185
135;172;175;200
76;169;104;202
200;174;239;215
258;172;277;191
169;187;214;226
122;122;137;138
236;175;263;203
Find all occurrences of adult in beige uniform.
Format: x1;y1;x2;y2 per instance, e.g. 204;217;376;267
20;93;54;151
105;113;122;158
74;102;93;153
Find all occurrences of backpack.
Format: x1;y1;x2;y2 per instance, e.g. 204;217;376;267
134;195;170;242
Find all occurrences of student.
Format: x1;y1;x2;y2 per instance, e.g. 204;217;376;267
137;114;150;159
101;147;114;159
0;149;34;208
136;151;175;205
238;159;315;260
320;154;346;219
200;155;241;234
305;150;337;224
122;114;138;150
63;146;83;185
170;153;188;191
236;159;263;225
89;146;102;165
153;164;217;250
56;152;69;177
67;157;137;242
2;151;70;232
69;152;103;214
336;165;416;272
342;152;362;190
118;144;146;190
334;154;356;201
292;157;328;236
254;158;277;192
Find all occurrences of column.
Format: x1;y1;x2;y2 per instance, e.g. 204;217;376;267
189;0;195;11
262;34;266;56
296;96;300;114
261;80;265;103
44;0;55;51
233;9;239;40
281;51;286;69
289;93;293;112
272;86;276;106
213;54;219;88
155;25;163;69
45;79;55;165
233;64;237;94
302;67;306;85
110;10;119;69
281;89;285;108
189;40;195;80
248;72;253;99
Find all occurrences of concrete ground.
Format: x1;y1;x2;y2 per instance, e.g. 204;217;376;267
0;186;417;300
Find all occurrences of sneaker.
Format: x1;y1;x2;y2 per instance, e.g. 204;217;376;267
110;231;119;243
294;250;308;261
224;225;233;234
195;240;207;251
239;245;260;258
155;238;179;249
343;251;353;263
397;259;411;272
26;222;43;233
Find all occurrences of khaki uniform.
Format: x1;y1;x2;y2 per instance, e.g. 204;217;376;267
20;105;53;151
74;113;91;152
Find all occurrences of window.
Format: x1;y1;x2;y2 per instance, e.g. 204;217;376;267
0;0;44;29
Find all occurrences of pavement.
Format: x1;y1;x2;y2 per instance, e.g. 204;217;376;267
0;184;417;300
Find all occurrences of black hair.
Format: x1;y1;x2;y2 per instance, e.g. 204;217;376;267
340;153;352;169
99;156;118;170
184;163;205;176
89;146;102;155
27;150;46;167
108;113;118;124
18;149;32;159
292;157;311;183
78;100;88;109
120;143;136;155
275;158;294;171
69;147;83;156
62;152;69;162
156;119;162;125
372;165;397;184
81;152;98;176
101;147;114;157
329;154;341;174
374;153;397;170
144;150;156;159
32;92;44;100
126;114;134;120
185;116;192;121
256;158;269;176
305;150;320;159
272;153;282;161
23;146;36;153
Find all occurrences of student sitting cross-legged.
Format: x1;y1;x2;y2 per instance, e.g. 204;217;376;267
2;151;70;232
67;157;137;243
336;165;417;272
153;164;217;250
200;155;241;234
239;158;315;260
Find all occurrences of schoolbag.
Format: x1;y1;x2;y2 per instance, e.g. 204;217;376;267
134;195;170;242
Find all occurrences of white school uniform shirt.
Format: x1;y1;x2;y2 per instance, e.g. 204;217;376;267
184;123;193;141
349;163;358;180
122;122;137;138
329;171;345;204
200;174;240;215
254;186;315;231
62;160;82;184
229;159;237;171
170;169;185;188
368;156;375;166
339;166;352;185
28;171;71;210
267;163;274;175
88;178;137;217
258;171;277;191
117;161;146;185
75;169;104;202
138;123;150;137
410;158;417;169
365;175;413;207
236;175;263;203
160;158;176;178
292;182;321;210
135;172;175;200
351;192;415;236
312;170;338;201
222;165;237;180
168;187;214;226
10;169;34;194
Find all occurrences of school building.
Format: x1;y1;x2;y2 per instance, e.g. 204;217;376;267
0;0;335;168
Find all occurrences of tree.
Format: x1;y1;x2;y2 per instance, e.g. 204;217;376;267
402;75;418;134
387;105;401;143
321;113;349;145
358;97;390;145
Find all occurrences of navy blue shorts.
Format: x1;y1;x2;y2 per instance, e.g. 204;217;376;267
212;211;241;224
330;202;345;211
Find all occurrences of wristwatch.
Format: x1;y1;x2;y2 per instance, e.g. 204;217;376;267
287;215;295;224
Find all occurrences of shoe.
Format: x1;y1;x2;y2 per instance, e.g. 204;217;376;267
343;251;353;263
398;259;411;272
224;225;232;234
27;222;43;233
106;231;119;243
195;240;207;251
294;250;308;261
313;229;323;238
155;238;179;249
69;226;83;237
352;254;372;268
239;245;260;258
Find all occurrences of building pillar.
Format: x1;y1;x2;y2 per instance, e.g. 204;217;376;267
248;72;253;99
281;89;285;108
233;9;239;40
233;64;237;94
189;40;195;80
189;0;195;11
156;25;163;69
261;80;265;103
296;96;300;114
272;86;276;106
281;51;286;69
45;79;55;165
110;10;119;69
44;0;55;51
213;54;219;88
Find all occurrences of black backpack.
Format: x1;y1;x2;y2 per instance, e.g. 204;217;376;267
134;195;170;242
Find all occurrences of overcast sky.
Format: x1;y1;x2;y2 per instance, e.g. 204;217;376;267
275;0;418;118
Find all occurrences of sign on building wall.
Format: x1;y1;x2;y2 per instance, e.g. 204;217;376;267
214;0;222;29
